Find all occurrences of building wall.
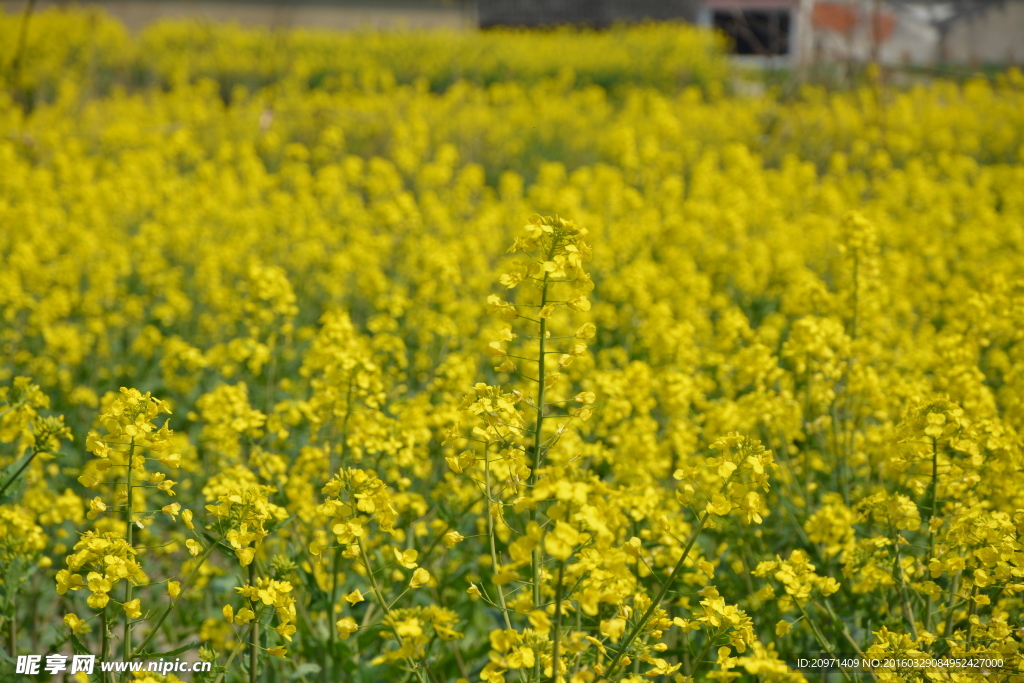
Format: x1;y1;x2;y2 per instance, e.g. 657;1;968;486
808;0;1024;66
478;0;699;28
945;1;1024;64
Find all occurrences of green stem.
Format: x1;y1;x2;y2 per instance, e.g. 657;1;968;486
7;593;15;658
0;447;40;498
123;438;135;669
485;446;515;632
529;243;556;683
327;545;342;680
685;627;724;679
530;243;554;620
484;445;527;683
249;562;259;683
942;569;962;643
100;608;109;683
415;494;483;567
213;606;268;683
572;604;584;678
964;584;978;651
358;540;428;683
891;534;918;640
7;0;36;94
796;601;851;682
330;378;355;475
821;599;878;682
265;333;277;415
550;561;565;683
924;436;940;633
850;251;859;340
926;438;939;525
603;507;712;681
130;530;227;658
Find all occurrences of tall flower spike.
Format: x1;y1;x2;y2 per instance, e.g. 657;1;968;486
451;214;600;681
73;388;183;663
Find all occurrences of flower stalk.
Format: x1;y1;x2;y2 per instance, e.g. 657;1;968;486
603;508;711;681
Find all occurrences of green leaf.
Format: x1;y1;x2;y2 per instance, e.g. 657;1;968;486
69;633;91;656
196;664;226;683
0;450;34;501
289;662;322;680
296;565;328;611
135;640;197;658
200;531;238;562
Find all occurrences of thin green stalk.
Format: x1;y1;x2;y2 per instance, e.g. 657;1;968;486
821;599;878;682
249;563;258;683
796;602;852;682
528;238;560;683
942;569;962;643
7;593;15;659
24;568;36;654
850;251;860;340
324;385;352;681
130;530;227;658
327;546;342;681
572;603;583;678
681;631;691;675
923;436;940;633
530;244;554;614
485;446;515;632
0;447;41;498
603;507;713;681
528;246;556;683
926;438;939;524
485;446;527;683
329;378;355;475
964;584;978;651
416;493;483;567
685;627;725;679
357;540;428;683
264;333;277;415
100;608;110;683
7;0;36;94
802;376;813;494
891;535;918;640
550;561;565;683
212;605;269;683
123;438;136;669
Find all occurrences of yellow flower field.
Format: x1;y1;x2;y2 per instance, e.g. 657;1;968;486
2;7;1024;683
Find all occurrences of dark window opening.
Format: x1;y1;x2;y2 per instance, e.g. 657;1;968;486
713;9;791;56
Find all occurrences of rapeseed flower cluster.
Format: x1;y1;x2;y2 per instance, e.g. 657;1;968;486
1;7;1024;683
